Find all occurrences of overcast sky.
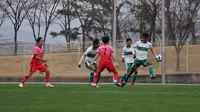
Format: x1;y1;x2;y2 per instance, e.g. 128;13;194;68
0;19;80;44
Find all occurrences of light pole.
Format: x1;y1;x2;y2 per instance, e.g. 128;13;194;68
112;0;117;56
161;0;166;84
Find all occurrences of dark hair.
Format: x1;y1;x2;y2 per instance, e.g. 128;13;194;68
93;38;99;45
126;38;132;42
101;36;110;44
36;37;43;43
142;33;149;38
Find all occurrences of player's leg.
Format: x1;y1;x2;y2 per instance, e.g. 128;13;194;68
19;72;34;87
19;65;36;87
144;60;155;79
120;63;131;84
121;60;140;87
105;63;119;86
131;69;138;86
92;64;104;87
39;64;54;87
85;61;95;84
93;63;101;83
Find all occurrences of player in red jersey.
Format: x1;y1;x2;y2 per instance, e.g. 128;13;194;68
19;37;54;87
90;36;120;87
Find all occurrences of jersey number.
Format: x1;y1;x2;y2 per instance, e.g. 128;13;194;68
103;48;107;55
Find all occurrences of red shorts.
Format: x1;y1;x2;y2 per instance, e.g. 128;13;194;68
97;61;117;73
29;64;47;73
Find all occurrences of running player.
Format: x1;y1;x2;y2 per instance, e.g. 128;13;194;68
120;38;138;86
90;36;119;88
19;37;54;87
120;33;160;87
78;38;100;85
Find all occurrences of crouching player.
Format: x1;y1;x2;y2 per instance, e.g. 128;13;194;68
19;37;54;87
90;36;120;88
78;38;100;85
120;33;161;87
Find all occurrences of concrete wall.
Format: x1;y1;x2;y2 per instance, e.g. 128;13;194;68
1;73;200;83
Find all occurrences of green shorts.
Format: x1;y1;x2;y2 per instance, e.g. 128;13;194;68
132;59;148;68
85;61;97;69
125;63;133;70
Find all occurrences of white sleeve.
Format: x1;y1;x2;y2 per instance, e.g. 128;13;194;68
132;42;138;54
78;47;91;64
84;47;91;56
78;55;85;64
149;42;153;48
122;47;125;58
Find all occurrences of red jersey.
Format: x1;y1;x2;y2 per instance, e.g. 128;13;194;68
98;44;113;63
30;46;44;65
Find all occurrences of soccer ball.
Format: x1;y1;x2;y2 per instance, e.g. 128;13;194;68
156;55;162;62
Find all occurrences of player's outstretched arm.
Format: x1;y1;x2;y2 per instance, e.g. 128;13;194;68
91;53;99;65
111;52;119;68
78;55;85;68
150;47;157;58
122;49;125;63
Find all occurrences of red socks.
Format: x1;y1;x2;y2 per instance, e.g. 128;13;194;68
93;75;99;84
21;73;50;84
21;76;29;84
114;73;118;81
46;73;50;83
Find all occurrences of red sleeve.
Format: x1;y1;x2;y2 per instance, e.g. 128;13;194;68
97;47;100;55
150;47;154;51
33;47;39;55
110;46;114;52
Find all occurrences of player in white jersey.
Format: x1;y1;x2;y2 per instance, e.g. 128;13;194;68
120;38;138;86
78;38;100;85
120;33;161;87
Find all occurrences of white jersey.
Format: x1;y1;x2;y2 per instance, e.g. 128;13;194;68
122;46;135;63
133;40;152;60
84;46;98;62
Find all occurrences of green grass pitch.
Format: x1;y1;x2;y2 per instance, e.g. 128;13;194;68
0;84;200;112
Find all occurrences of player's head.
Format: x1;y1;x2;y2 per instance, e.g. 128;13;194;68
36;37;44;46
142;33;149;43
93;38;100;48
126;38;132;47
101;36;110;44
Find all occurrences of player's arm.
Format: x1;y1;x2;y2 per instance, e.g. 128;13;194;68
78;47;90;67
150;47;157;58
78;55;86;68
111;52;119;68
122;48;125;63
33;48;47;62
90;53;99;65
149;43;157;58
34;54;47;62
132;44;137;59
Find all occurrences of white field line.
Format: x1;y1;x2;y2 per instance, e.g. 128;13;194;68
0;82;200;85
0;89;188;95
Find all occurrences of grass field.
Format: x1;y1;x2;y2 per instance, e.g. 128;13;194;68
0;84;200;112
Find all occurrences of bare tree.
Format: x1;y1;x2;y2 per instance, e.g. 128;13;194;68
72;0;97;51
188;1;200;45
130;0;161;43
22;0;41;41
23;0;60;43
85;0;134;42
166;0;200;71
0;6;6;28
39;0;61;43
50;0;77;50
93;1;112;36
0;0;32;55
